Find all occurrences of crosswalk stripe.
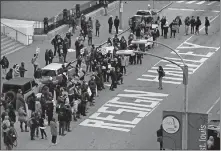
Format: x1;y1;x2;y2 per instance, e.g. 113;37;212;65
207;1;216;5
186;1;196;4
176;1;184;3
196;1;205;5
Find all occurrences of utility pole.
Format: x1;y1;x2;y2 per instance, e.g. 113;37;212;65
119;0;123;30
182;65;189;150
153;0;155;9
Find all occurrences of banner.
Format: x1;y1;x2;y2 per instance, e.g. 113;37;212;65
187;112;208;150
162;111;208;150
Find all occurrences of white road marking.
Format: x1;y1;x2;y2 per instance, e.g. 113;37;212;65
104;83;111;87
206;97;220;114
186;1;196;4
176;1;184;3
171;50;215;58
168;8;194;11
80;89;168;132
212;10;220;13
207;1;216;5
196;1;205;5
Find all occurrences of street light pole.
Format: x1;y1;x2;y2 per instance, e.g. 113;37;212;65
132;40;189;150
119;0;123;30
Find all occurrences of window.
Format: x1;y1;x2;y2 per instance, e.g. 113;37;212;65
42;69;56;77
23;82;31;94
136;11;151;16
31;80;38;87
2;84;22;93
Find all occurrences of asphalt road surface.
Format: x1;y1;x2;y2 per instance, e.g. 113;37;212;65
2;1;220;150
1;1;90;21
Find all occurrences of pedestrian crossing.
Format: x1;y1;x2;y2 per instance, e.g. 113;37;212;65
176;1;219;5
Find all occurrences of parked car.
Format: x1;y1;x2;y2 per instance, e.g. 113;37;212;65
2;77;40;110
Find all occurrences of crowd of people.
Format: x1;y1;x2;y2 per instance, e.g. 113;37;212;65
0;10;213;150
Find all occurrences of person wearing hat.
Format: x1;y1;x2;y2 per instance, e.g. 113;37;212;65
108;15;113;34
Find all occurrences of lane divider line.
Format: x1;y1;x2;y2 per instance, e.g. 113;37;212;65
207;97;220;114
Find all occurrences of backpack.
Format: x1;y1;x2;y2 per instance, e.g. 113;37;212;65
6;71;12;80
162;71;165;77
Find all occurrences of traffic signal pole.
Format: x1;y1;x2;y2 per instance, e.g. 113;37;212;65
132;40;189;150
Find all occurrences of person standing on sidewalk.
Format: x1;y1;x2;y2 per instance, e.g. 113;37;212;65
170;20;177;38
50;117;58;145
51;35;58;56
18;106;29;132
88;27;93;46
190;16;195;34
195;16;201;35
19;62;27;77
108;15;113;34
205;16;210;35
160;16;166;36
157;66;165;90
114;16;120;34
184;16;190;35
31;53;38;75
39;115;47;139
95;19;101;37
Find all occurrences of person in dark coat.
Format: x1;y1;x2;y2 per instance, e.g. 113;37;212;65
0;56;9;78
34;67;42;79
160;16;166;36
156;125;163;150
195;16;201;35
114;16;120;34
6;68;13;80
45;49;50;65
51;35;58;56
170;20;177;38
190;16;195;34
57;103;65;136
48;49;54;64
113;34;120;48
63;37;69;63
39;115;47;139
95;19;101;37
157;66;165;90
108;16;113;34
64;104;72;132
136;25;141;39
75;38;80;59
109;67;117;91
19;62;27;77
28;113;38;140
120;36;127;50
28;93;36;113
66;32;73;49
205;16;210;35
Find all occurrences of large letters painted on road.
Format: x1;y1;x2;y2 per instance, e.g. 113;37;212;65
162;111;183;150
187;112;208;150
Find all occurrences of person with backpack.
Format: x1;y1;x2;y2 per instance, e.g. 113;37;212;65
157;66;165;90
195;16;201;35
205;16;210;35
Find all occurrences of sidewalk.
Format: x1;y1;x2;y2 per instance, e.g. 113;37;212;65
2;1;172;150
